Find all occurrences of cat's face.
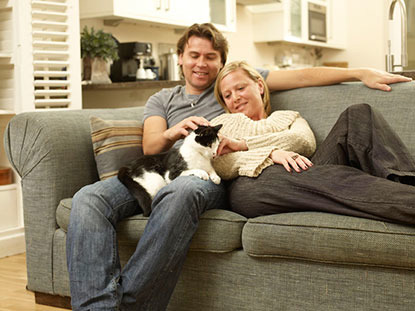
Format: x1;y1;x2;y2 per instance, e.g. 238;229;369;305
194;124;222;156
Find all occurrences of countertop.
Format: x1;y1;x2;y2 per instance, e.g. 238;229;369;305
82;80;185;90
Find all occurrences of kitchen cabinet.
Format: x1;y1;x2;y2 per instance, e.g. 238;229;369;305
80;0;236;32
249;0;346;50
80;0;210;28
210;0;236;32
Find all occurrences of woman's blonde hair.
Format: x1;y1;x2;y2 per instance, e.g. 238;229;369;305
214;60;271;115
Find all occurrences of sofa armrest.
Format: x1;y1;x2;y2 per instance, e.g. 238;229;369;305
4;107;143;294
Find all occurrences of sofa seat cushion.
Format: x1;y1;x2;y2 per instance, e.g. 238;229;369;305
243;211;415;270
57;198;247;253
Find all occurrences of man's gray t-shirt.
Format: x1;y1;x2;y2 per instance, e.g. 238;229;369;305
143;82;223;129
143;69;269;147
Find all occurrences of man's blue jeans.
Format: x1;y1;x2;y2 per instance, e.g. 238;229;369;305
67;175;227;310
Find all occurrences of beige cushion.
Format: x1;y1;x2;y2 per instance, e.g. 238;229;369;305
90;116;143;180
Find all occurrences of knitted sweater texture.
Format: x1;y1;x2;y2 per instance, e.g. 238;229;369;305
211;111;316;180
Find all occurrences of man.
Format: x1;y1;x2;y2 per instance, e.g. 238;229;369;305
67;23;411;311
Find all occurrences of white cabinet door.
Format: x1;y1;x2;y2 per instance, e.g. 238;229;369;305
251;0;344;49
81;0;210;28
162;0;210;26
209;0;236;32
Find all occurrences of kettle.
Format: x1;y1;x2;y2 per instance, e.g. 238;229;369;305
160;49;181;81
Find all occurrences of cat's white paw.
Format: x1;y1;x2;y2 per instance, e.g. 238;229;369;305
210;173;221;185
181;169;209;181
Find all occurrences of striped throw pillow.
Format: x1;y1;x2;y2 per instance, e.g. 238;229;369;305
90;116;143;180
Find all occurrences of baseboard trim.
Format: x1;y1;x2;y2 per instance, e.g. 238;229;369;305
0;227;25;258
35;292;72;310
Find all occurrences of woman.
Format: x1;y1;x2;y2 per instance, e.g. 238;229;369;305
211;61;415;225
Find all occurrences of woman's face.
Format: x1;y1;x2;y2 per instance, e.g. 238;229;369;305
219;69;266;120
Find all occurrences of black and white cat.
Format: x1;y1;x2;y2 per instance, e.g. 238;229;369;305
118;124;223;217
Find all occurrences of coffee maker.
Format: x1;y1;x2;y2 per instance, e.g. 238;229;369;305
110;42;157;82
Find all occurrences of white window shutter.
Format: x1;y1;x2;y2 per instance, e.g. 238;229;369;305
0;0;14;113
30;0;81;110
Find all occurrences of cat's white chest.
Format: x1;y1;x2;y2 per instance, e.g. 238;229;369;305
178;135;221;185
180;141;213;171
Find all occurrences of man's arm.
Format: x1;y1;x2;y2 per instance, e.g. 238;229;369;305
266;67;412;92
143;115;210;155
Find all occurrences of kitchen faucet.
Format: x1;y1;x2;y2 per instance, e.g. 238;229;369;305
386;0;408;72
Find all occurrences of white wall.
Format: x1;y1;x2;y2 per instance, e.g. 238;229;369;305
226;5;276;68
322;0;396;70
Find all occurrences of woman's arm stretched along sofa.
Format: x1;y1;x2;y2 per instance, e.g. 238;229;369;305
5;82;415;310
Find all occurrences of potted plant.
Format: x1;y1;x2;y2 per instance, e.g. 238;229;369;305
80;26;119;83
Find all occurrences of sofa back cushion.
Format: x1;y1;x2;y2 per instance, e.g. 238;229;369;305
270;82;415;157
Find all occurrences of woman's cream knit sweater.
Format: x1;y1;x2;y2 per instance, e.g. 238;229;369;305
211;110;316;180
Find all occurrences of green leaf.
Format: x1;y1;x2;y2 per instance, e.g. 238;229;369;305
80;26;119;61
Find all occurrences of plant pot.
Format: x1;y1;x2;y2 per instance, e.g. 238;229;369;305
82;56;92;81
83;57;112;84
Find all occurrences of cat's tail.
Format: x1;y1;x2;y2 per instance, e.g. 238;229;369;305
117;167;152;217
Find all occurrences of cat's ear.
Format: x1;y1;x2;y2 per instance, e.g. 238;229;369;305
213;124;223;132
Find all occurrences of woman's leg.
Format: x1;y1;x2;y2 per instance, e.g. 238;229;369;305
312;103;415;183
228;164;415;225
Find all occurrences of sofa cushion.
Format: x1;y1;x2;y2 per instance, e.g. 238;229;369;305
90;116;143;180
242;211;415;270
57;198;246;253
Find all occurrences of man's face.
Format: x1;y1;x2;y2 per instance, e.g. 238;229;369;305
178;36;223;95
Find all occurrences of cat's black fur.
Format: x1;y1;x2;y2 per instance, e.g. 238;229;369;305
118;124;222;217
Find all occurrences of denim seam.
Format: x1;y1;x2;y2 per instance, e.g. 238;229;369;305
100;196;137;309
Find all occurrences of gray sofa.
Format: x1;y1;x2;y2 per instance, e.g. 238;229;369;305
5;82;415;310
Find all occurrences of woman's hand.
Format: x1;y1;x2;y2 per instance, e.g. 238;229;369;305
163;116;210;142
358;68;412;92
270;149;313;173
216;135;248;156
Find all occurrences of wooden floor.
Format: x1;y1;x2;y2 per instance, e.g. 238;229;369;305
0;253;68;311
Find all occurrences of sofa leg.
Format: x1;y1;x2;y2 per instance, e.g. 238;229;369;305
34;292;72;309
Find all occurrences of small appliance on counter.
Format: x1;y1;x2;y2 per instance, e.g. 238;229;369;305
110;42;159;82
159;48;181;81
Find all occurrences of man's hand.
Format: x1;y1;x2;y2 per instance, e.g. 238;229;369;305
270;149;313;173
216;135;248;156
163;116;210;142
143;115;210;155
358;68;412;92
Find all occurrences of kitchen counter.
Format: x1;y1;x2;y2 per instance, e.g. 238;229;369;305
82;80;184;109
82;79;184;90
